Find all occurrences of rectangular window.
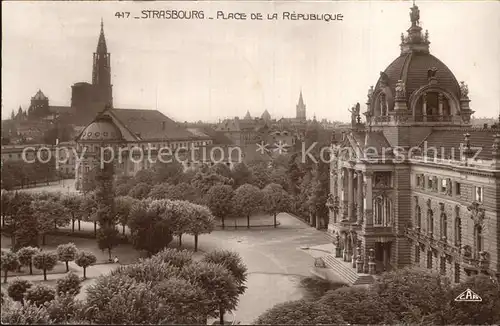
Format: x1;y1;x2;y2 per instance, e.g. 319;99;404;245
427;251;433;269
474;186;483;202
454;263;460;283
440;257;446;275
441;179;447;193
428;176;433;190
415;246;420;263
456;182;461;195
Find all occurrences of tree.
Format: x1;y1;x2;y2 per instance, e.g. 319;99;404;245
96;227;120;261
155;277;209;324
32;199;68;245
134;169;155;185
171;182;200;203
56;272;81;296
61;194;83;232
17;246;40;275
152;248;193;269
128;199;174;255
262;183;292;227
74;251;96;279
32;251;58;281
25;284;56;307
206;184;234;229
233;184;264;228
114;196;138;235
7;279;33;302
158;200;191;247
443;274;500;325
318;286;394;324
202;250;247;296
181;261;240;325
210;162;232;179
254;299;345;325
249;162;271;189
1;249;20;283
148;183;175;199
115;182;134;197
80;192;97;233
186;203;216;251
56;243;78;272
269;166;289;191
231;162;252;188
309;160;330;229
371;268;451;324
128;182;152;199
191;172;233;196
4;192;36;249
286;153;303;197
152;160;184;185
112;257;180;284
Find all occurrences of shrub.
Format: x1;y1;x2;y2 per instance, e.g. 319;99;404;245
0;300;50;324
202;249;247;295
254;299;345;325
111;258;180;284
152;248;193;269
56;272;81;296
7;279;33;302
25;284;56;307
298;276;347;300
46;293;84;324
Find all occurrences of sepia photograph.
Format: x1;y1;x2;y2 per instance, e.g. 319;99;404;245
1;0;499;324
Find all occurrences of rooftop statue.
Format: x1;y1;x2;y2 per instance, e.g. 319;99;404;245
460;81;469;99
410;4;420;25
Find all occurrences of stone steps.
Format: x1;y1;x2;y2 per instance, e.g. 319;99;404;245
322;255;374;286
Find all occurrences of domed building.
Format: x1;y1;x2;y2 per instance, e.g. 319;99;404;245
327;3;500;285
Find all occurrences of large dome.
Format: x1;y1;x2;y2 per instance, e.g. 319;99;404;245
376;52;461;102
80;114;123;141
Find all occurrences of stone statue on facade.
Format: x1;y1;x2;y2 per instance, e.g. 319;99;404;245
427;67;438;80
468;201;485;227
367;86;374;103
348;103;361;125
379;72;389;87
395;80;406;98
459;81;469;99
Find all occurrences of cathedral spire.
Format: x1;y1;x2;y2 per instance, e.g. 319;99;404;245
97;18;107;53
296;90;306;121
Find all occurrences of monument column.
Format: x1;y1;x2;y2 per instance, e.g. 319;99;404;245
357;170;364;224
347;169;355;222
364;171;374;226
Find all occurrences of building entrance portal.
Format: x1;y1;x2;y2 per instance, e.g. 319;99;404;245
375;242;392;273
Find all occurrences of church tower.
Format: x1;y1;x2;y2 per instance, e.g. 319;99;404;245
296;91;307;121
92;19;113;108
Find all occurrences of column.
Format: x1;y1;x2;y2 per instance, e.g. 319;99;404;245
364;171;373;226
347;169;355;222
422;93;427;122
357;171;364;224
438;93;444;116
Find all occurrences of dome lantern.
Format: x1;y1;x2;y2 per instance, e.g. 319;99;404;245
400;2;430;55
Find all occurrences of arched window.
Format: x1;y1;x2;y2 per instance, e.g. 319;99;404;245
416;206;422;230
441;213;447;240
454;208;461;246
374;197;383;225
428;210;434;235
374;196;392;226
474;225;483;255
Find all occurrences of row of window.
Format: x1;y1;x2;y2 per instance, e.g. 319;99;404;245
415;247;461;283
415;174;483;202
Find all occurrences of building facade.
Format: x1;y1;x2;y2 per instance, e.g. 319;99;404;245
327;3;499;284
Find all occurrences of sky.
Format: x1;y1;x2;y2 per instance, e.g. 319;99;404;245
2;1;500;123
